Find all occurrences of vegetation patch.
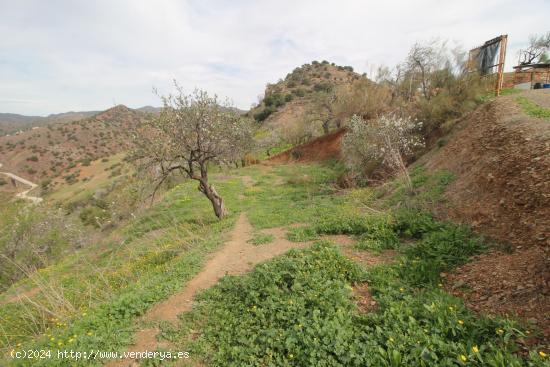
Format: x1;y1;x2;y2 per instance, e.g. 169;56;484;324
516;96;550;119
247;232;275;245
177;242;367;366
174;233;544;366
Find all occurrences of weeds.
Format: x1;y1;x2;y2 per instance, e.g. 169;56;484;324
178;242;367;366
397;218;485;286
2;162;547;366
174;238;542;366
517;96;550;119
247;233;275;245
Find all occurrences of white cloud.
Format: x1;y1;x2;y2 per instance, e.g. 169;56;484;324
0;0;548;115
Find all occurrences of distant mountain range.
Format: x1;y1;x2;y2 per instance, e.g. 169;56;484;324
0;106;163;136
0;104;250;137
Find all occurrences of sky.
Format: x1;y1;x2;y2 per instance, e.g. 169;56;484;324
1;0;549;116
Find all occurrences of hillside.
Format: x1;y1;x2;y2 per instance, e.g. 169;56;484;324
0;105;147;185
422;89;549;249
269;89;550;341
270;89;550;250
0;110;99;136
250;60;364;128
420;90;550;339
1;89;549;366
2;161;548;366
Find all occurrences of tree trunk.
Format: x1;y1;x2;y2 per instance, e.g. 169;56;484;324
198;179;227;219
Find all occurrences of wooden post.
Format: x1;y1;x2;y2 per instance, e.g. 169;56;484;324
495;35;508;96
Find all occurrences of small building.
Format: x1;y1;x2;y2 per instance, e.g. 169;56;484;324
503;63;550;89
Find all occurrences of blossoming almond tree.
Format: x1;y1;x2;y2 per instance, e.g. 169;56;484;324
342;114;424;189
132;86;253;219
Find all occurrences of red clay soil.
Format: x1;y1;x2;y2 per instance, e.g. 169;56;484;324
269;128;345;163
422;91;549;249
421;90;550;345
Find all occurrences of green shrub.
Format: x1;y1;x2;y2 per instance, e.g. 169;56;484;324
292;88;306;97
40;179;52;192
254;106;276;122
79;206;110;228
394;209;440;239
313;81;333;92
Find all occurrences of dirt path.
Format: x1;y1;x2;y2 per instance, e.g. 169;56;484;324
241;175;254;187
107;213;308;367
0;287;41;305
0;163;42;203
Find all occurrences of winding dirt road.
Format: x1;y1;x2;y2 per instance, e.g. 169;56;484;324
0;163;43;203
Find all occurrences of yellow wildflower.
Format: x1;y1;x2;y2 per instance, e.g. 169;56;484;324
472;346;479;353
496;329;504;335
539;351;547;358
458;320;464;325
460;355;467;362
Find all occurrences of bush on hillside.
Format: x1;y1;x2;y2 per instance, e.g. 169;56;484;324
79;205;110;228
254;106;276;122
313;81;333;93
292;88;306;97
342;114;424;188
264;93;286;108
